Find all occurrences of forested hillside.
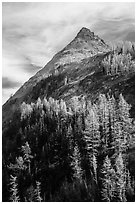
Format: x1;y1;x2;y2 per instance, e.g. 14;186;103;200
2;28;135;202
3;92;135;201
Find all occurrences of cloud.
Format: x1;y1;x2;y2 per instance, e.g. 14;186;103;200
2;77;21;89
2;2;135;103
124;31;135;42
21;57;42;73
93;18;135;42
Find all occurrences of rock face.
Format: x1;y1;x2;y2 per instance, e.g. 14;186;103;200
76;27;95;39
2;27;134;129
76;27;103;42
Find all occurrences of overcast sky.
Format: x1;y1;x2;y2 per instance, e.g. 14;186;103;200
2;2;135;104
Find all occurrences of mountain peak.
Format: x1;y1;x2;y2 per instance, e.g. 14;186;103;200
76;27;95;40
59;27;109;65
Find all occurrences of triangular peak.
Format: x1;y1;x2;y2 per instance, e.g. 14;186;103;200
76;27;95;40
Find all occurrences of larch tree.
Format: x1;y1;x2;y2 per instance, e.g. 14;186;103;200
118;94;134;148
84;107;100;180
107;95;117;152
101;156;116;202
115;153;127;202
97;94;109;155
110;94;134;159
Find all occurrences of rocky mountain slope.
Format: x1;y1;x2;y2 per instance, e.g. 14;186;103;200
3;27;134;128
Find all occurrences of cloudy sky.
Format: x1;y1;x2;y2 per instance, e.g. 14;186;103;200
2;2;135;104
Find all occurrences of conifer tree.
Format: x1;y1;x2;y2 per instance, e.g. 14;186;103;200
113;122;125;155
21;142;33;174
97;94;109;154
118;94;134;143
107;95;117;152
92;154;97;183
84;108;100;156
9;175;20;202
115;153;127;202
71;143;83;180
111;94;134;158
84;107;100;181
36;97;43;109
126;170;132;192
125;170;135;201
101;156;116;202
35;181;42;202
21;102;33;120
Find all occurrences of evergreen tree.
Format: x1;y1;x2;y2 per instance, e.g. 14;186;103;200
36;97;43;109
115;153;127;202
92;154;97;183
84;107;100;182
21;142;33;174
125;170;135;201
126;170;132;192
9;175;20;202
97;94;109;155
35;181;42;202
101;156;116;202
21;102;33;120
110;94;134;159
107;95;117;152
71;143;83;180
118;94;134;148
84;108;100;156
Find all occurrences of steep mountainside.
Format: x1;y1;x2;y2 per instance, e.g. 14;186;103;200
3;27;134;127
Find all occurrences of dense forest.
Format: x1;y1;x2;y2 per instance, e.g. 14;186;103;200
2;41;135;201
3;93;135;201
